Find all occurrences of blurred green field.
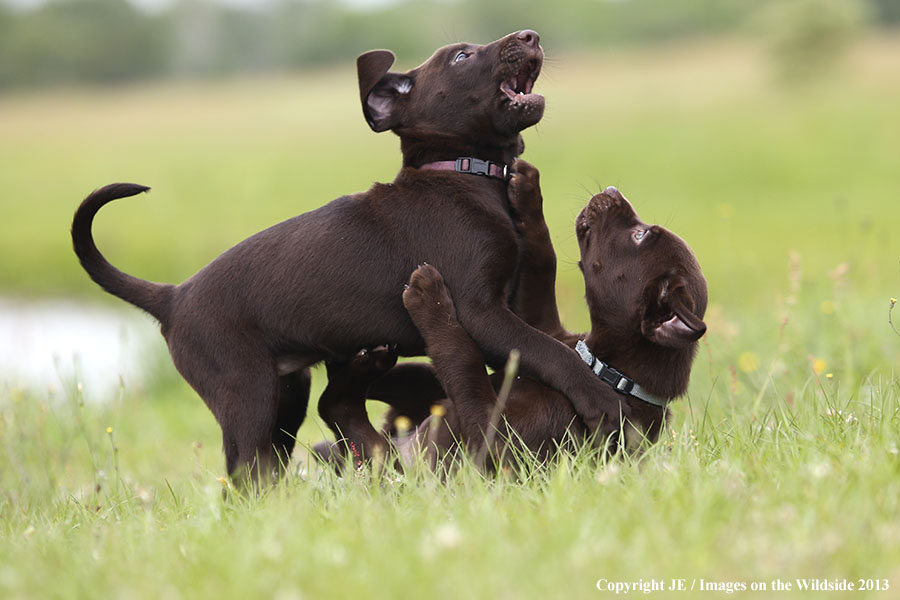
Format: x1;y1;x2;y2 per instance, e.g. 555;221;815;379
2;36;899;312
2;35;900;599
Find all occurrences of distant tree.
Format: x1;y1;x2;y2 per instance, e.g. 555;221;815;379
758;0;869;84
0;0;887;91
868;0;900;24
0;0;171;90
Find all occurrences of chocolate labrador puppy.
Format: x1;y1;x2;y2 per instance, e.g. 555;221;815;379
71;32;624;487
322;161;707;467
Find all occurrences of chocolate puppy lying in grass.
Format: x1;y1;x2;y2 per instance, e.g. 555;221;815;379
320;161;707;467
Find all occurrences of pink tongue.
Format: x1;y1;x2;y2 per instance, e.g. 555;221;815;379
501;76;539;102
517;73;528;93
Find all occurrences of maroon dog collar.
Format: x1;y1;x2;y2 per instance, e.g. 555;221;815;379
419;157;509;181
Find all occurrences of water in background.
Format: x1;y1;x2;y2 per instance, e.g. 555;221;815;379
0;298;160;401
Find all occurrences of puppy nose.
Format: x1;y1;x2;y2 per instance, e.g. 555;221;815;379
517;30;540;48
595;186;626;208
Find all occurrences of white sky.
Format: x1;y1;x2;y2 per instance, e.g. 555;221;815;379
2;0;401;11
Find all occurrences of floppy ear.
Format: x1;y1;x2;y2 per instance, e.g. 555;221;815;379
641;275;707;349
357;50;412;132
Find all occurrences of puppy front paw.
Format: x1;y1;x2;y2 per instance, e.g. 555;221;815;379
508;159;543;224
511;158;539;182
403;264;458;333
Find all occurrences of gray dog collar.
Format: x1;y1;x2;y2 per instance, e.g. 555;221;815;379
575;339;669;408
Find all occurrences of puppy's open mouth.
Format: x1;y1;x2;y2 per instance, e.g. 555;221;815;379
500;61;542;106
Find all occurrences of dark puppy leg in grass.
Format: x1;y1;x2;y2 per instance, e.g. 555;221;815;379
317;347;398;469
273;369;312;471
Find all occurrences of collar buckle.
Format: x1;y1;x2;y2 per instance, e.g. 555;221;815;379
575;339;668;408
419;157;509;182
456;157;492;177
595;362;633;395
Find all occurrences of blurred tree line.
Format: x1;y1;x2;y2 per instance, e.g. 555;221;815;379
0;0;896;92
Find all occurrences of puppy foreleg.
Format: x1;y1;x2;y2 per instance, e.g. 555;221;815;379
402;265;500;457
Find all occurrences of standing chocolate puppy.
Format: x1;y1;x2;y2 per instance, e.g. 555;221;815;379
71;32;624;488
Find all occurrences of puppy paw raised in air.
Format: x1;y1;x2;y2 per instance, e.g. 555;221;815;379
402;264;458;333
508;159;544;224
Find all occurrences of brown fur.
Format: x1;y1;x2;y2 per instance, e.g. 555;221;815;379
322;161;707;467
71;31;626;487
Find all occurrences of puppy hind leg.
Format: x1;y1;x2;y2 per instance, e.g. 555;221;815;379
166;331;287;491
272;368;311;473
318;347;396;469
217;373;284;492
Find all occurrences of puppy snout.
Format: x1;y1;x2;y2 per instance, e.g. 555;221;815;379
602;186;623;199
596;186;628;207
516;30;540;48
589;186;629;213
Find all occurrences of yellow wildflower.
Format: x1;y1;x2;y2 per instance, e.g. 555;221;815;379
393;415;412;435
737;351;759;373
812;359;827;375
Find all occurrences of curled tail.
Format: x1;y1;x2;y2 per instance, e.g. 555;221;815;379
71;183;174;325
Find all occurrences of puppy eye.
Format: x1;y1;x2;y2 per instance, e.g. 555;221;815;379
453;51;470;63
633;229;647;243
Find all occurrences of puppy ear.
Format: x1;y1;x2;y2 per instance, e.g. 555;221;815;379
357;50;412;132
358;50;395;106
641;276;706;349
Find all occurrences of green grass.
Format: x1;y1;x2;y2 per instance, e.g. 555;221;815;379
2;35;900;598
